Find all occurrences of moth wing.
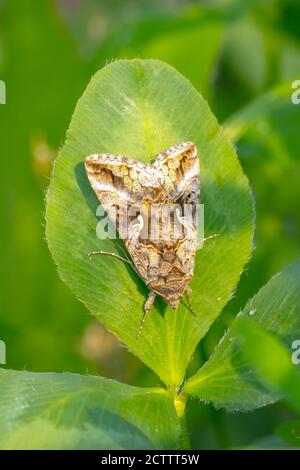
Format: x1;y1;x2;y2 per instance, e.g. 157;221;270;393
85;153;149;239
152;142;200;204
151;142;200;301
86;153;162;289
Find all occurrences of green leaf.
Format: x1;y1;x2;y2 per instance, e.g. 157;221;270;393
223;80;300;331
0;0;90;374
46;59;254;388
91;8;225;98
184;260;300;411
223;17;266;92
276;421;300;448
223;81;295;142
241;435;294;450
0;369;179;450
233;318;300;415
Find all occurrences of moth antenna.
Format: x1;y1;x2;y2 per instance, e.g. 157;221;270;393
137;291;156;339
87;250;133;265
202;233;220;243
87;249;145;281
119;246;143;278
119;246;131;262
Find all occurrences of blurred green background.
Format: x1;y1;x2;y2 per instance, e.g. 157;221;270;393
0;0;300;449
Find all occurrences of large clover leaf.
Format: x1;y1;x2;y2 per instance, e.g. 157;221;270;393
46;59;254;388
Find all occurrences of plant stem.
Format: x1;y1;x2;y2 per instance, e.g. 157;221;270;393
173;393;191;450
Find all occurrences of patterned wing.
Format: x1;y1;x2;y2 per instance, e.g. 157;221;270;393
85;154;147;240
85;144;200;310
152;142;200;204
146;142;200;307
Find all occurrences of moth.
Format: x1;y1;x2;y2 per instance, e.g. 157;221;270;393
85;142;200;336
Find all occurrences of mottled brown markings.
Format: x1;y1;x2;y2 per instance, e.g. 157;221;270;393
85;142;200;336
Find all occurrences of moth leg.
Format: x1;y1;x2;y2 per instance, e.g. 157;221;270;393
119;246;132;262
185;286;192;300
137;290;156;339
184;287;197;317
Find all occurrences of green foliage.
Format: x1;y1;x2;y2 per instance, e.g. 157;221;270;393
185;261;300;411
242;435;293;450
1;0;300;450
224;81;296;142
233;317;300;414
276;420;300;448
234;318;300;448
221;79;300;328
0;369;179;450
90;8;225;99
0;0;91;374
46;59;254;389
